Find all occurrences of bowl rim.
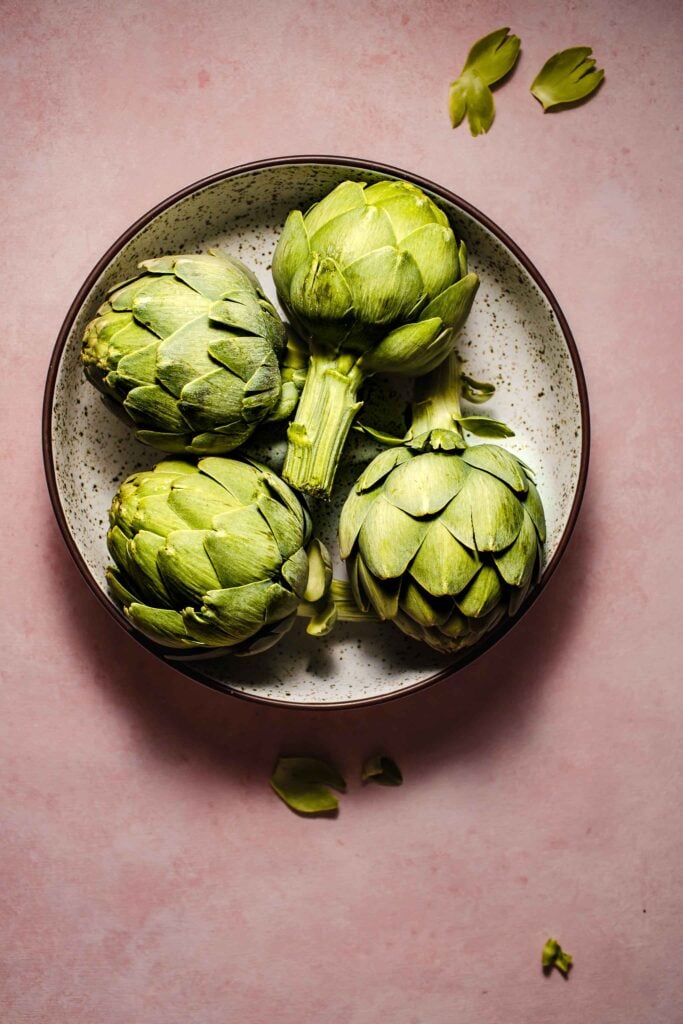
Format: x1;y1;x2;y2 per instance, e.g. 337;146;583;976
42;154;590;711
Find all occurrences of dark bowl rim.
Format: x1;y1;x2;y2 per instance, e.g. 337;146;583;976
42;154;590;711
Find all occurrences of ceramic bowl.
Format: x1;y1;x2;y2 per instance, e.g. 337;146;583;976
43;156;589;708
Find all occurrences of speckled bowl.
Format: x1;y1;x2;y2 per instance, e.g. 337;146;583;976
43;156;589;708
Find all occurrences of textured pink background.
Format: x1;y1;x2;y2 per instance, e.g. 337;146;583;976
2;0;682;1021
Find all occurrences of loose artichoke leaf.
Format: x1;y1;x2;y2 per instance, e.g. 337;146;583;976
455;564;504;618
156;529;222;605
531;47;604;111
523;476;547;543
401;577;452;627
258;494;305;560
355;556;401;620
302;179;369;238
131;276;213;339
399;223;458;298
462;444;528;492
461;27;521;85
449;28;521;136
358;318;445;376
289;254;354;321
456;416;515;439
344;246;424;325
270;757;346;815
272;209;311;294
449;72;495;136
358;497;428;579
361;755;403;786
128;529;174;606
445;469;524;552
420;273;479;332
494;509;538;587
542;937;573;977
356;445;413;492
460;373;496;404
383;451;470;516
308;202;397;265
205;506;281;588
409;519;481;596
126;603;198;648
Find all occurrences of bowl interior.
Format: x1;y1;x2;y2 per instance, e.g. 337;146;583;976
49;161;585;705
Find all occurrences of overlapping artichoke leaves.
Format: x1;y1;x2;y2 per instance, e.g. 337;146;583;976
106;456;332;654
82;250;305;455
339;354;546;654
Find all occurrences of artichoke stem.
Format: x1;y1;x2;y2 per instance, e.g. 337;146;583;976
410;350;463;436
283;352;364;498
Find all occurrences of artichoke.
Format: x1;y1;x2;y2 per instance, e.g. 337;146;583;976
272;178;479;497
339;354;546;653
82;250;305;455
106;456;329;653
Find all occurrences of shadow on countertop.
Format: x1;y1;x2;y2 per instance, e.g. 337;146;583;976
48;486;596;790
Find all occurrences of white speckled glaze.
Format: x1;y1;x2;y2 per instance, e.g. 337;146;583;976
46;160;587;706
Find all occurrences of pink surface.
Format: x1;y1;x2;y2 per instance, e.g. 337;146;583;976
2;0;682;1020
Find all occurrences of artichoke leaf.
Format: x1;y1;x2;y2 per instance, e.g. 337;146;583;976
409;519;481;596
355;445;412;492
370;191;444;240
338;485;377;559
301;179;368;237
358;318;445;376
257;494;305;559
271;209;311;294
126;604;198;648
361;755;403;786
289;254;354;321
127;530;173;606
493;509;538;587
344;247;424;325
167;474;235;527
383;451;469;516
178;367;251;430
308;202;397;265
524;476;547;542
154;316;227;396
196;457;259;504
105;566;138;608
108;276;151;311
358;497;427;579
131;493;192;538
455;564;504;618
302;538;332;603
356;556;401;620
270;756;346;815
401;578;451;627
205;507;281;588
531;48;604;111
171;252;250;302
443;470;524;552
462;444;528;492
420;273;479;331
156;529;221;604
131;276;213;338
399;223;458;298
111;340;160;392
456;416;515;439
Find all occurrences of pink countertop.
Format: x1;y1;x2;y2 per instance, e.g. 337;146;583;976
2;1;682;1021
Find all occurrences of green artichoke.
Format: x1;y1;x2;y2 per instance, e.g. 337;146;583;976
272;178;479;497
339;354;546;653
107;456;328;653
82;250;305;455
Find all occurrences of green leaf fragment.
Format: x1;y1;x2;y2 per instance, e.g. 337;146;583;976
270;757;346;815
449;28;521;136
361;755;403;786
531;47;604;111
456;416;515;439
542;937;573;977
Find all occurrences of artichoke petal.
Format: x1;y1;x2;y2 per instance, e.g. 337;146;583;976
356;556;401;620
154;317;226;396
420;273;479;332
281;546;311;598
355;445;412;493
401;578;452;627
272;209;311;294
358;318;446;376
493;509;538;587
171;252;251;301
344;247;424;325
409;520;481;596
290;254;354;322
108;276;150;310
383;451;469;516
257;494;305;559
126;604;198;647
455;565;504;618
524;477;547;542
167;473;236;526
442;469;524;552
462;444;528;493
197;457;260;505
338;485;377;559
123;384;189;432
131;276;213;338
178;368;252;431
399;223;458;298
127;530;173;606
112;341;161;394
301;180;368;237
131;493;191;538
309;203;397;265
156;529;221;604
358;497;427;579
205;506;281;587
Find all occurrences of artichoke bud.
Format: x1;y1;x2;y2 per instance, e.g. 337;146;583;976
81;250;297;456
106;456;318;654
339;439;546;654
